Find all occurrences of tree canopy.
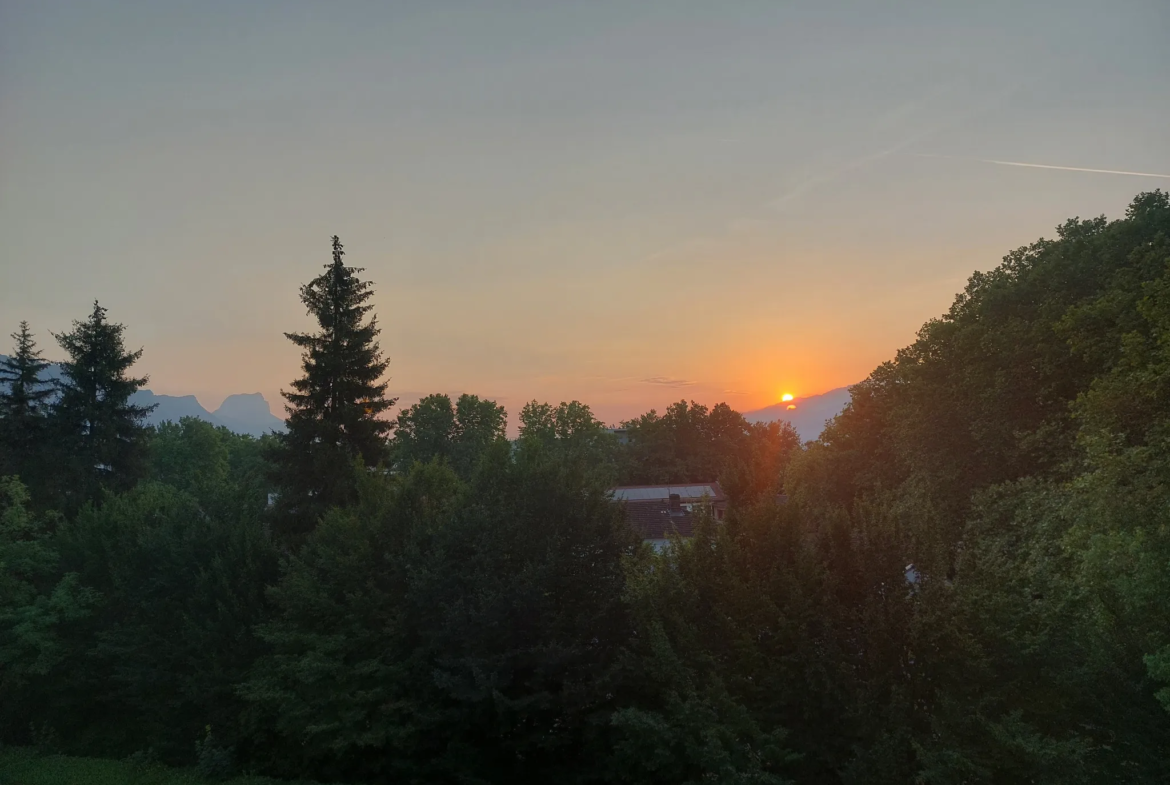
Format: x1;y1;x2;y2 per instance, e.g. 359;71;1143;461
391;392;507;478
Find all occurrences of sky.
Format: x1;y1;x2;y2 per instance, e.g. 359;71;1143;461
2;0;1168;426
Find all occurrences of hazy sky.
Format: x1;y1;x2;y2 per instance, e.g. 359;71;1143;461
2;1;1168;425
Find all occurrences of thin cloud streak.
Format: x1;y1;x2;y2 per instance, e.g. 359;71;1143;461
642;376;698;387
643;77;1036;267
766;82;964;211
765;77;1038;213
640;83;970;264
924;155;1170;180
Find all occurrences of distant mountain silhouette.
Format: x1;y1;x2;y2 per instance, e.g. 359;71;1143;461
130;390;284;436
212;393;286;437
1;355;284;438
743;385;853;441
130;391;222;426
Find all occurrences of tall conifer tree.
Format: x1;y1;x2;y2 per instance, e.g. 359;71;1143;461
270;236;395;532
52;301;154;505
0;322;55;482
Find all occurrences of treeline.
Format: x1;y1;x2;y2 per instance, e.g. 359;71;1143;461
2;195;1169;783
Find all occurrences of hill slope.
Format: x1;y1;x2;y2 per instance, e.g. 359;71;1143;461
743;385;852;441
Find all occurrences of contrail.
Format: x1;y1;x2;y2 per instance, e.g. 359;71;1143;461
921;154;1170;180
766;79;1033;212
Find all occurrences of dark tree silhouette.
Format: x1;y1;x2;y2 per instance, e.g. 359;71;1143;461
269;236;395;533
51;301;154;505
0;321;55;482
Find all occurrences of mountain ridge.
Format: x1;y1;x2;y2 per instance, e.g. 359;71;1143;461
0;355;285;437
742;385;853;441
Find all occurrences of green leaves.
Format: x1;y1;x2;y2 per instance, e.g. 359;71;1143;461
244;437;637;782
392;393;507;478
782;191;1170;782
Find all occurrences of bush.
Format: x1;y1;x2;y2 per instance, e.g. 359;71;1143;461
195;727;234;781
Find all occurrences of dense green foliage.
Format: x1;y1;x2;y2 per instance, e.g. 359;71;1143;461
391;393;508;478
2;195;1169;783
0;746;332;785
783;190;1170;781
618;401;800;505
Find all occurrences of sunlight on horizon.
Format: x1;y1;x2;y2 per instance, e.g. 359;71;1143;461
2;1;1165;426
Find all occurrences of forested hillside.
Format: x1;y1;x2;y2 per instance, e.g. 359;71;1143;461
2;194;1169;783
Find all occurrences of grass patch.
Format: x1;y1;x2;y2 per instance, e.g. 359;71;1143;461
0;747;329;785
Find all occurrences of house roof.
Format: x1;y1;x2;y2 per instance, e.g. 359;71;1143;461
610;482;726;503
609;481;725;540
624;501;697;540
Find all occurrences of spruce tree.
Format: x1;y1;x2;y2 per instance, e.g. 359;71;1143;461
0;322;55;482
52;301;154;505
270;236;395;532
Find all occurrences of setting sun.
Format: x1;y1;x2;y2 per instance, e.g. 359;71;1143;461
781;393;794;402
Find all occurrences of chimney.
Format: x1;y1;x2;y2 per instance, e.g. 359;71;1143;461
669;493;682;515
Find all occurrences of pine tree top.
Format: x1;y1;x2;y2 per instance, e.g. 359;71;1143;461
0;320;55;414
271;237;397;524
54;300;154;420
282;237;393;420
